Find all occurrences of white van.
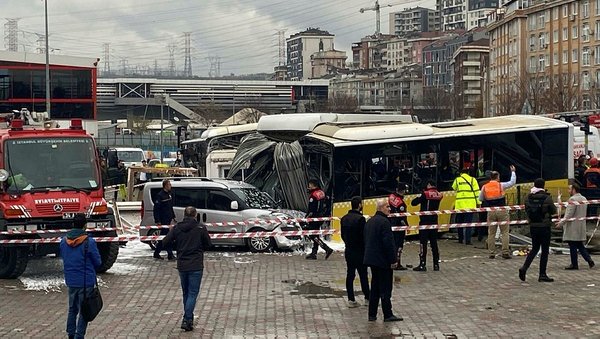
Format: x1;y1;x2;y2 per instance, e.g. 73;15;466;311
573;125;600;158
114;147;145;168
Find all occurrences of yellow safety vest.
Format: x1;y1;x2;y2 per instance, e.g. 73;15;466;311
452;174;480;209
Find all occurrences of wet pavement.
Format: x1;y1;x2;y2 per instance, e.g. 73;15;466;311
1;231;599;338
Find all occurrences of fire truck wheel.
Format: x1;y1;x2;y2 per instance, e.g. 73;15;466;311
96;242;119;273
0;247;29;279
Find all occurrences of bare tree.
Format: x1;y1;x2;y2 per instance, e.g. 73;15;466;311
193;101;226;126
317;93;359;113
421;87;451;122
539;73;580;113
130;115;150;134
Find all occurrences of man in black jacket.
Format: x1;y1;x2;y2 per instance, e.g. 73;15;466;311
163;206;212;332
364;200;402;323
153;179;176;260
341;196;370;307
411;180;443;272
519;178;557;282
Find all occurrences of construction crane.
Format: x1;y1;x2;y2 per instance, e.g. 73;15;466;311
359;0;420;35
359;1;394;36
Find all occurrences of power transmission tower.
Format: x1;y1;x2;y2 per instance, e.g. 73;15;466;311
207;56;221;78
102;43;111;75
35;33;46;54
120;58;128;75
276;29;287;66
183;32;192;77
4;18;20;52
168;43;176;77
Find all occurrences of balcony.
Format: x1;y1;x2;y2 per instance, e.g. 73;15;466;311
462;61;480;67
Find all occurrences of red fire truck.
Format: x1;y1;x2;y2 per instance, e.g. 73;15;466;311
0;117;120;278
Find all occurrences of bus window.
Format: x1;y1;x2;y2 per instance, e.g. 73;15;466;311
415;152;438;190
334;158;362;201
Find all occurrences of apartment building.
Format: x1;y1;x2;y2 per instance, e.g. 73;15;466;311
286;28;335;80
310;49;347;78
488;0;600;116
450;40;490;118
439;0;498;31
389;7;439;36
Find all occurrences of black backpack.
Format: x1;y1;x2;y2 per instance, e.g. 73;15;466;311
526;193;547;223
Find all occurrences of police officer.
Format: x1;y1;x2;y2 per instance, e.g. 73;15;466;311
305;179;333;260
153;179;176;260
388;182;409;270
411;180;443;271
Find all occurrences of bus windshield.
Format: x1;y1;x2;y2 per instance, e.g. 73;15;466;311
5;137;100;192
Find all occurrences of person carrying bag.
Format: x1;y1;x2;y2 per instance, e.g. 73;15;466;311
60;214;103;339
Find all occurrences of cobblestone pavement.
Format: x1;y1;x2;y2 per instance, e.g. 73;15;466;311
1;236;599;338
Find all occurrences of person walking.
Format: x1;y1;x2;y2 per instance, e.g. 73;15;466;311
557;183;595;270
479;165;517;259
452;168;480;245
305;179;334;260
60;214;102;339
519;178;557;282
341;196;370;307
388;182;409;270
163;206;212;331
411;180;444;271
153;179;176;260
364;200;402;322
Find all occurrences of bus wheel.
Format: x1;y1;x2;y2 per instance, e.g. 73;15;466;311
96;242;119;273
0;247;29;279
247;228;275;253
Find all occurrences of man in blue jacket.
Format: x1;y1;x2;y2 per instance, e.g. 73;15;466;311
60;213;102;339
363;200;402;323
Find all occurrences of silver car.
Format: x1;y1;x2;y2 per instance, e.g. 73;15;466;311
140;178;303;252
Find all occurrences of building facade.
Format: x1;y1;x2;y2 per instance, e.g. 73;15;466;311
286;28;335;81
450;41;490;118
310;50;347;78
487;0;600;116
389;7;439;36
438;0;498;31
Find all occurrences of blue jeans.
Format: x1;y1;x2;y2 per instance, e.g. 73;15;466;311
67;287;94;338
456;213;474;243
179;270;203;322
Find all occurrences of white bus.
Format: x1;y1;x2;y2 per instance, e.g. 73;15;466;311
297;115;574;237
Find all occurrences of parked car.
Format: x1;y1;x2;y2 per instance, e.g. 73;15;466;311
140;178;303;252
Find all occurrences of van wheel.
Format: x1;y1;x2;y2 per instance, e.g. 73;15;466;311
0;247;29;279
246;228;275;253
96;242;119;273
146;229;161;250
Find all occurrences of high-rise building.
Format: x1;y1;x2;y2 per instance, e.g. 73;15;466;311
487;0;600;116
450;40;489;118
389;7;440;36
286;28;335;80
438;0;498;31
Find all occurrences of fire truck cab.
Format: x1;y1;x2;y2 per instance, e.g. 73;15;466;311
0;117;120;278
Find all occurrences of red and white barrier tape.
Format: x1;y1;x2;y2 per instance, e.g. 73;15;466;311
0;229;337;244
388;199;600;218
134;216;338;229
0;227;118;235
391;216;600;231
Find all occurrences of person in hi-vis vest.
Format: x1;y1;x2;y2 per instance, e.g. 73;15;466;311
451;168;480;245
479;165;516;259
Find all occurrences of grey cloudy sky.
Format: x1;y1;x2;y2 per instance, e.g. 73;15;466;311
0;0;433;76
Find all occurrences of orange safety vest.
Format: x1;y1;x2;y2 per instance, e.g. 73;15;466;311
482;180;504;201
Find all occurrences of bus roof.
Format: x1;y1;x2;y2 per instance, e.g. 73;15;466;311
182;123;258;145
257;113;417;142
307;115;572;147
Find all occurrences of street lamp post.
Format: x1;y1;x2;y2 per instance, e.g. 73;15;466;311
44;0;51;116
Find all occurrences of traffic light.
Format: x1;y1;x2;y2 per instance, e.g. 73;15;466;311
580;116;592;135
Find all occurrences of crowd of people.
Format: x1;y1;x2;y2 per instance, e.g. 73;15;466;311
338;167;596;321
59;169;596;335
